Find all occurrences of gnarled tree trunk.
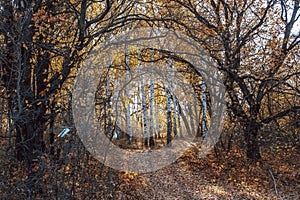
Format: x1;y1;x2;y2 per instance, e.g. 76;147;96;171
244;120;261;160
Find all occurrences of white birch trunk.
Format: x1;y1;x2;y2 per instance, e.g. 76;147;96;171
107;53;112;138
138;47;148;146
125;50;132;144
201;78;208;138
112;69;120;139
149;50;155;147
154;91;161;138
166;57;172;145
173;82;178;138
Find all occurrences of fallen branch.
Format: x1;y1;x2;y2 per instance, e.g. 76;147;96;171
268;167;279;196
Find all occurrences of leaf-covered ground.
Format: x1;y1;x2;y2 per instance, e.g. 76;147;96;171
117;144;299;200
1;139;299;199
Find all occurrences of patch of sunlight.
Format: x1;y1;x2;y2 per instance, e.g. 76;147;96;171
209;185;229;196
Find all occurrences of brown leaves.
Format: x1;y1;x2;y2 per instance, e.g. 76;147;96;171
119;171;145;188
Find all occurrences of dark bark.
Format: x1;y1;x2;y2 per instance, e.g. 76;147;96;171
167;109;172;146
149;136;155;147
15;111;46;164
144;136;148;146
244;120;261;161
49;115;55;156
144;121;148;146
1;1;49;164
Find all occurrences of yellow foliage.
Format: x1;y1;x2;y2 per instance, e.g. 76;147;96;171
22;44;28;50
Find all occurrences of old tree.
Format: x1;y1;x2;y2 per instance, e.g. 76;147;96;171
150;0;300;160
0;0;136;164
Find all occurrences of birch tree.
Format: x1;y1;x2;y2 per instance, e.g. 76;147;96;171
125;46;132;144
201;62;208;138
166;57;172;145
139;47;149;146
149;49;155;147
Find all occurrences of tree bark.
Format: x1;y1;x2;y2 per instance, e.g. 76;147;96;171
244;120;261;160
15;108;46;166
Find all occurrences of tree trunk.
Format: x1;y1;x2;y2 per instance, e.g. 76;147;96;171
15;109;46;166
154;93;161;139
244;120;261;160
173;94;178;138
149;59;155;147
140;55;148;146
166;88;172;145
166;57;173;145
125;53;132;144
201;79;208;138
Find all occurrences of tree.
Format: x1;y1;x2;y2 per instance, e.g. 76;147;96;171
0;0;136;164
139;48;149;146
201;61;208;138
149;0;300;160
125;44;133;144
149;49;155;147
166;56;173;145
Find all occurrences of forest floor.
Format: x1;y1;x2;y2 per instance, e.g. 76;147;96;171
117;143;299;200
1;136;299;199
